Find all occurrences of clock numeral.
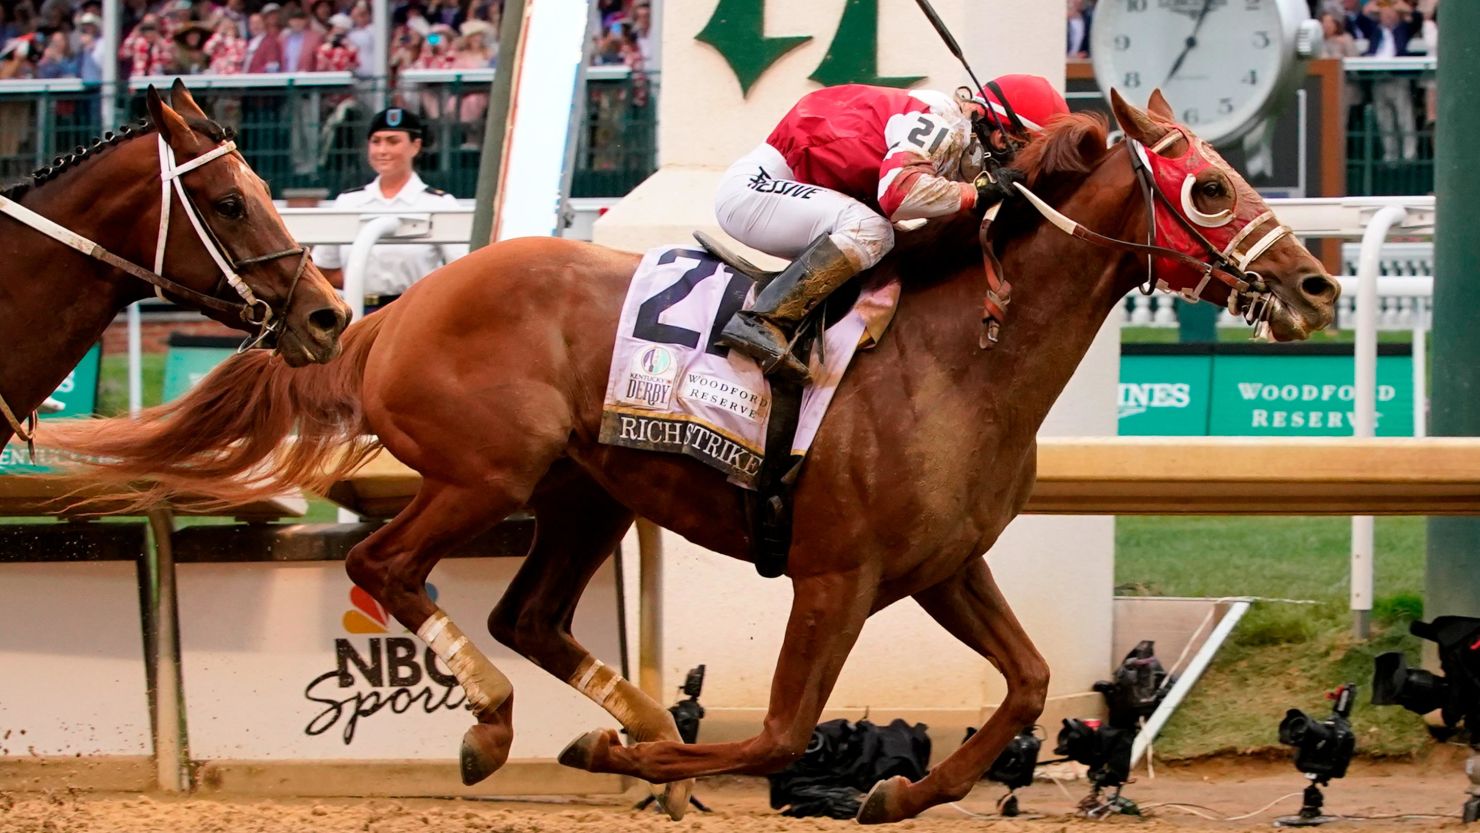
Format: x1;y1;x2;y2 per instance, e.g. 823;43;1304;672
1182;107;1200;125
1127;0;1147;11
1113;34;1131;51
1218;97;1235;115
1241;69;1259;85
1252;30;1271;48
1124;71;1142;89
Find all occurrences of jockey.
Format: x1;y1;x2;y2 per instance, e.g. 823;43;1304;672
714;74;1069;383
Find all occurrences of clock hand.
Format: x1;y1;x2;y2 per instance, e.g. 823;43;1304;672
1163;0;1216;85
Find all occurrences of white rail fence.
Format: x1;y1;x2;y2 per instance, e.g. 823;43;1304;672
1121;242;1434;332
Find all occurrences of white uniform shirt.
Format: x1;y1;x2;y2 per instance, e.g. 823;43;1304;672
312;173;469;296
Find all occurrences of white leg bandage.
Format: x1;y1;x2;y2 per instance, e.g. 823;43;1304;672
418;610;511;715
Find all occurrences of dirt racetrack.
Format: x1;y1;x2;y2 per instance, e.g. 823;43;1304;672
0;754;1471;832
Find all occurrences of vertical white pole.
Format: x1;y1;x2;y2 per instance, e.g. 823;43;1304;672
1413;320;1427;438
127;302;142;417
372;0;389;108
335;216;400;524
147;508;187;792
1352;204;1408;640
101;0;119;128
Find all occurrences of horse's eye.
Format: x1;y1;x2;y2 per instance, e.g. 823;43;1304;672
215;195;245;220
1200;181;1225;200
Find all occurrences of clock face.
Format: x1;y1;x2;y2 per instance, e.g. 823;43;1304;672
1091;0;1293;145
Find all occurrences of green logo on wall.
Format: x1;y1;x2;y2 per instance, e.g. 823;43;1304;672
696;0;925;97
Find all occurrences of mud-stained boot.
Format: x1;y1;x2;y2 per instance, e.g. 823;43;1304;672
715;234;860;384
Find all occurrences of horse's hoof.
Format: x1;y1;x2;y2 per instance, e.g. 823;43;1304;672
856;775;912;825
660;779;694;821
558;728;617;772
460;722;512;786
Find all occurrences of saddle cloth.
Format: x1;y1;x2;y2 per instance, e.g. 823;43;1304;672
598;245;899;489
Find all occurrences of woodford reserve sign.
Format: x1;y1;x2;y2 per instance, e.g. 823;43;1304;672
1118;343;1416;437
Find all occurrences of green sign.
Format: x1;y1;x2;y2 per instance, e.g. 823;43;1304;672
1119;345;1417;437
163;341;238;402
1;343;100;473
42;344;101;420
1118;351;1212;436
1209;353;1414;437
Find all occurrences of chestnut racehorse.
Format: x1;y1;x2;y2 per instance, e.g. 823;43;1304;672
0;80;348;452
43;92;1338;823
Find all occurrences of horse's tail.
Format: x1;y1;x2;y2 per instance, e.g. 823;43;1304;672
40;313;389;511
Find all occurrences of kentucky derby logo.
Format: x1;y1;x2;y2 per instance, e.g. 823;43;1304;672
303;583;465;744
638;346;673;376
621;345;677;410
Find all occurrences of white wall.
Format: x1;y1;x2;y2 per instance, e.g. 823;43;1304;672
599;0;1115;747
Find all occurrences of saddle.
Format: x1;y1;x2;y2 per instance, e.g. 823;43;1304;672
691;231;854;580
693;231;780;287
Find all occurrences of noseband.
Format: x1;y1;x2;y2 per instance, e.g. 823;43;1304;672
0;131;309;452
979;128;1293;346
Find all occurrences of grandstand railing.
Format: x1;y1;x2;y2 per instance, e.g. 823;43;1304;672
1342;56;1437;197
3;60;1440;199
0;66;658;200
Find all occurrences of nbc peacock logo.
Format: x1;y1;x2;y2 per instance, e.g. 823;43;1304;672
341;584;439;634
303;583;465;744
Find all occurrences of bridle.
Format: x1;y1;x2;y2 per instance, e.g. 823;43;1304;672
0;130;310;452
977;125;1292;347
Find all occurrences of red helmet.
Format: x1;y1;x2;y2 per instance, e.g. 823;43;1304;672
979;74;1069;135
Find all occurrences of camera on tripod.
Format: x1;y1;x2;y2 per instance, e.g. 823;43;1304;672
1371;615;1480;824
1094;640;1170;730
1274;683;1356;827
964;725;1040;816
670;664;706;745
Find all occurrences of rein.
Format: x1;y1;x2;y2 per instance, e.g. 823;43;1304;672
978;132;1292;346
0;132;309;451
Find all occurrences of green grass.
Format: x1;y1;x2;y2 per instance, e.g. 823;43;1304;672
97;353;166;416
1116;516;1433;759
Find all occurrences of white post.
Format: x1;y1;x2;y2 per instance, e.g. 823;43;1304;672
335;215;402;523
146;508;188;791
1352;204;1409;640
1413;320;1427;438
1131;600;1251;768
127;302;142;417
101;0;118;128
372;0;389;108
342;215;403;322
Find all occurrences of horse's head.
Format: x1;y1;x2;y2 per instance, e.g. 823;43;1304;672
144;80;350;365
1107;89;1339;341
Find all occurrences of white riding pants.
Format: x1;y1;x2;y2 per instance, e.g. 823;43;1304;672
715;143;894;270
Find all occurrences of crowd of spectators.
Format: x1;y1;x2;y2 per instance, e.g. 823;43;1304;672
0;0;503;81
1318;0;1439;161
588;0;649;71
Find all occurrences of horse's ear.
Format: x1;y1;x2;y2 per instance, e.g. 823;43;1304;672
1146;89;1175;123
1110;88;1172;147
145;85;192;146
169;78;209;122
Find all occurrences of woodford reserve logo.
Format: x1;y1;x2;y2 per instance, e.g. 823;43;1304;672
303;585;465;744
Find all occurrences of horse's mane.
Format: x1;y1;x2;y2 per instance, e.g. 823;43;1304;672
0;114;231;202
890;112;1113;280
1009;112;1110;191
